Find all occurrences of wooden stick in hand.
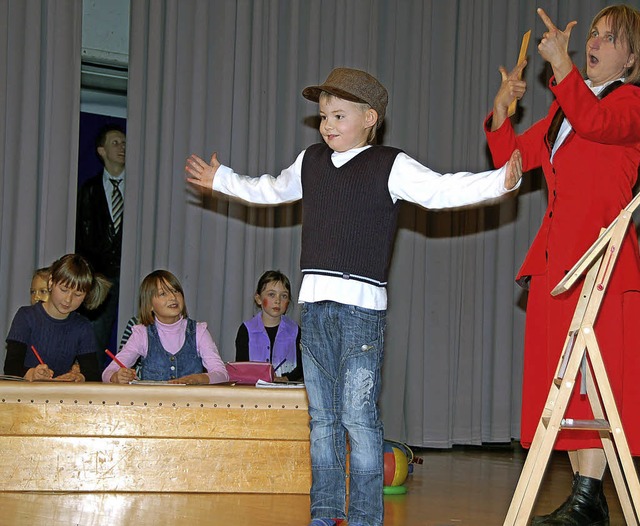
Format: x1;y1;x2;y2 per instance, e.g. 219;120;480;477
507;30;531;117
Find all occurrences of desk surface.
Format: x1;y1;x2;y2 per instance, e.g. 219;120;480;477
0;381;308;409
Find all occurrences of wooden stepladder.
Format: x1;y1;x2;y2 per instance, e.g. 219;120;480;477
503;194;640;526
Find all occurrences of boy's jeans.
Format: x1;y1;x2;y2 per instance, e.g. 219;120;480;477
301;301;385;526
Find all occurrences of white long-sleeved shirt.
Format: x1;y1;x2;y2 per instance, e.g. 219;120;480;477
212;145;516;310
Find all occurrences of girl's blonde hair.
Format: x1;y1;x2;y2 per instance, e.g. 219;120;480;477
33;267;50;282
138;270;189;326
49;254;111;310
588;4;640;84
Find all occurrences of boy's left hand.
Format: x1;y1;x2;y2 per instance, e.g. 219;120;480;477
185;152;220;189
504;149;523;190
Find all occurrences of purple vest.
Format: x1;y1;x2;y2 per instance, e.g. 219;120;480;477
244;313;298;375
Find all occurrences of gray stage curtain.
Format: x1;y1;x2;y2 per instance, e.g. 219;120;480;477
0;1;82;362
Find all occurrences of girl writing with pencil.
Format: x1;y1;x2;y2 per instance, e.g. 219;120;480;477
4;254;110;382
235;270;303;382
102;270;228;384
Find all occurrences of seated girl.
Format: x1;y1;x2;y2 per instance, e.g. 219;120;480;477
103;270;229;384
5;254;110;382
235;270;303;381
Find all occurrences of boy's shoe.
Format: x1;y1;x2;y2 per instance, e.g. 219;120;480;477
308;520;345;526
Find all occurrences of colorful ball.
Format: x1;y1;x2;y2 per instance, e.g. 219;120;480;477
383;442;409;487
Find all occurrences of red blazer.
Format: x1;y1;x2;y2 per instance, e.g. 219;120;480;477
484;66;640;293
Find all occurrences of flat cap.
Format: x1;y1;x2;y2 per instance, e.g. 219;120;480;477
302;67;388;128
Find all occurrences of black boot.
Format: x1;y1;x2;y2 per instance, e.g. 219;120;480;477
530;473;609;526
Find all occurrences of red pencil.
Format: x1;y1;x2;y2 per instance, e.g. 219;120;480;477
31;345;45;365
105;349;127;369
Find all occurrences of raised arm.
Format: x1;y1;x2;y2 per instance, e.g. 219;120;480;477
491;62;528;131
537;8;577;84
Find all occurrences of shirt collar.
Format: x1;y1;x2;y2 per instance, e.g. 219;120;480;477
586;77;625;96
103;169;126;191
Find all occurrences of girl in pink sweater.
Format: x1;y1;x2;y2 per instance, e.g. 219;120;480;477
103;270;228;384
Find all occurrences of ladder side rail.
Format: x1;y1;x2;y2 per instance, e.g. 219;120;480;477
584;359;639;526
505;330;591;525
583;329;640;524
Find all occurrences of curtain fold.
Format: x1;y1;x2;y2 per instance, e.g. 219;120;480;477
0;0;82;363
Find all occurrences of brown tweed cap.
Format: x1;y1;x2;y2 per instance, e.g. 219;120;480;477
302;67;388;128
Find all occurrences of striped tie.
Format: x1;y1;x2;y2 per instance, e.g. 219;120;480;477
110;178;124;232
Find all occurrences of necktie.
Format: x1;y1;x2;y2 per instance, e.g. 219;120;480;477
111;178;123;232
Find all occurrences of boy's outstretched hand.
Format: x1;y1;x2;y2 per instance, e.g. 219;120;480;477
186;153;220;189
505;149;523;190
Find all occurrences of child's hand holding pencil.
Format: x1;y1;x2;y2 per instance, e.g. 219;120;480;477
23;346;54;382
27;365;54;381
106;349;138;383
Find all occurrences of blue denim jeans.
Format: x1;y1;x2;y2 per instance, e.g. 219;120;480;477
301;301;386;526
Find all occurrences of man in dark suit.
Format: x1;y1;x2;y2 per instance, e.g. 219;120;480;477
76;124;126;368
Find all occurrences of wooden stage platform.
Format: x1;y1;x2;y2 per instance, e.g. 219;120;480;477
0;382;634;524
0;445;632;525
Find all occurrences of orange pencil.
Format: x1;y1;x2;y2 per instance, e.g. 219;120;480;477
105;349;127;369
31;345;44;365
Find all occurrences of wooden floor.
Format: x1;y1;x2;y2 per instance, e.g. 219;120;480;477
0;443;632;525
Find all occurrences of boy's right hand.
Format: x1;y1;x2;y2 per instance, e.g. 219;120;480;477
185;152;220;190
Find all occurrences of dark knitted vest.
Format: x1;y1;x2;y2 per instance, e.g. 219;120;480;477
300;143;403;286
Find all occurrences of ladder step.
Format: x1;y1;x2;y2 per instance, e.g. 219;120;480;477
560;418;610;430
541;417;611;430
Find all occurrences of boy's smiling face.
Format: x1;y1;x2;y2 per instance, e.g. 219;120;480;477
318;94;377;152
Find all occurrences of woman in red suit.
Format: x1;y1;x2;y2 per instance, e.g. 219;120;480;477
485;6;640;525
